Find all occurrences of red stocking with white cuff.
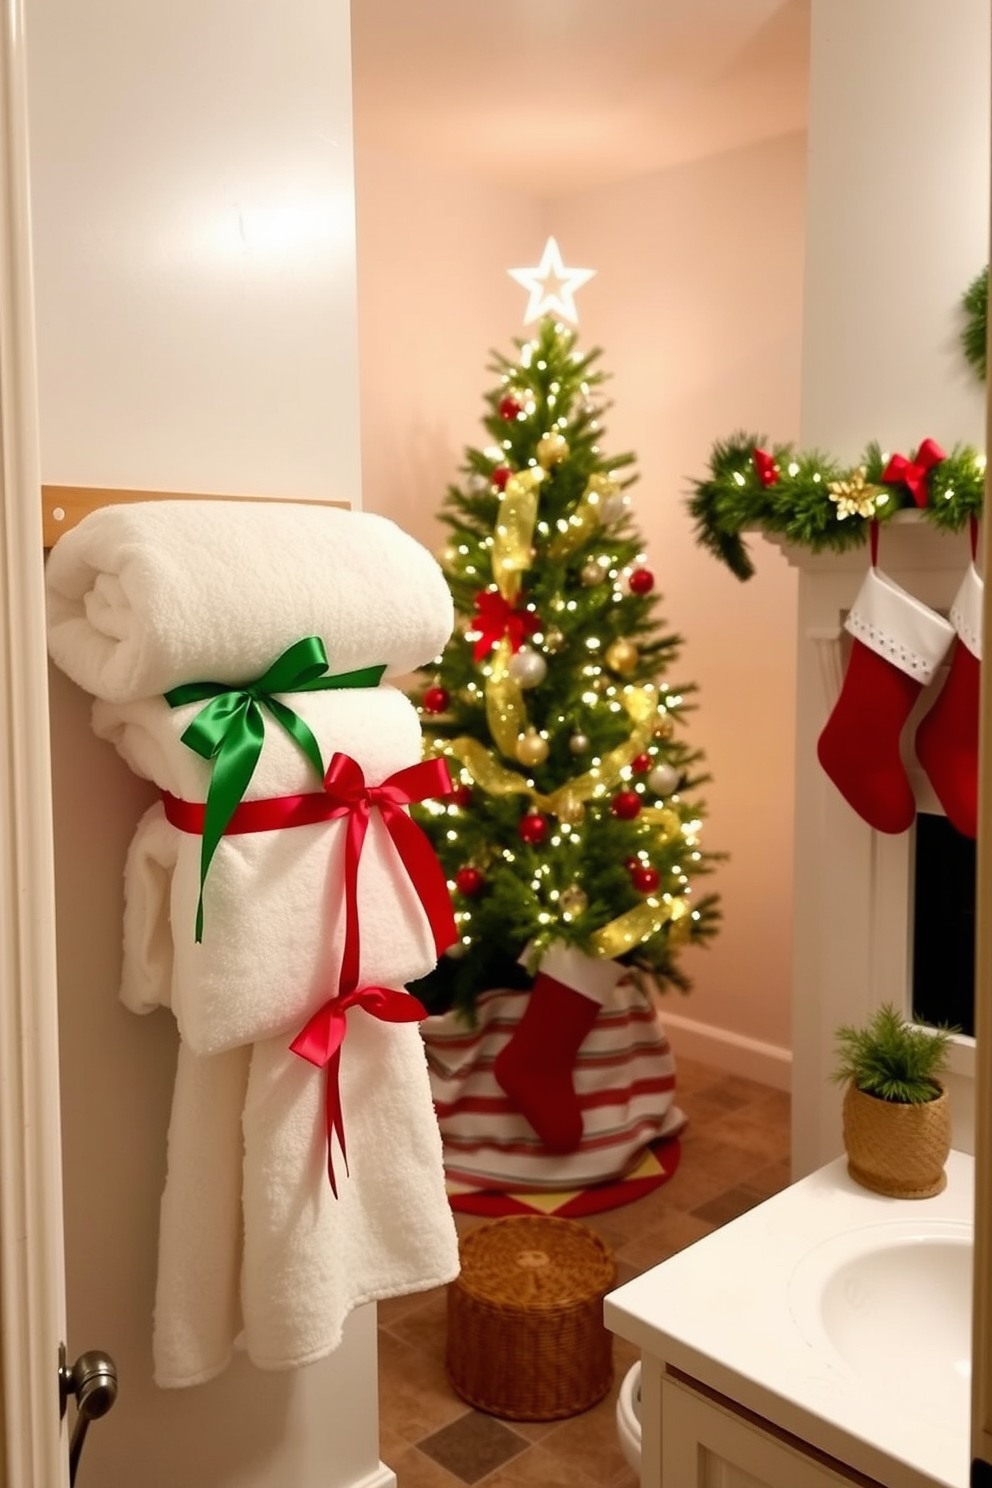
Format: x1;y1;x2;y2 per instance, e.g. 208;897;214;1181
915;561;983;839
817;560;954;834
494;942;623;1154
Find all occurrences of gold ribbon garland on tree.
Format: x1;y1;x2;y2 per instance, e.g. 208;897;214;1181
547;473;623;559
483;468;543;756
447;464;693;959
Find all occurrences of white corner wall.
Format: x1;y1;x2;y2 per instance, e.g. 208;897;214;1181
793;0;990;1173
26;3;388;1485
357;132;807;1086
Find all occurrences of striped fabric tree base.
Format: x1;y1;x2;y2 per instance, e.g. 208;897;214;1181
444;1136;682;1217
422;979;686;1215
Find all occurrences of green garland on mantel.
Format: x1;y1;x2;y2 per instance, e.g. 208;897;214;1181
687;434;986;581
688;269;989;581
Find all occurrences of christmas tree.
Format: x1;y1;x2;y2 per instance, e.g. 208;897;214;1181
411;248;721;1023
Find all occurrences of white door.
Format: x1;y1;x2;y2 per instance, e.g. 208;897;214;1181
0;0;69;1482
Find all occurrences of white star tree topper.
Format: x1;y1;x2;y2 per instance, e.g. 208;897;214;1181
508;237;595;325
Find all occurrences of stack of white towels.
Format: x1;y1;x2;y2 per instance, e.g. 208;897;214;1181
46;500;461;1388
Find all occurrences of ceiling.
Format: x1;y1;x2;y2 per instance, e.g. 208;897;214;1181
350;0;810;196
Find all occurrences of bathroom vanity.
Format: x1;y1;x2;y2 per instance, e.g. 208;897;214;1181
605;1151;974;1488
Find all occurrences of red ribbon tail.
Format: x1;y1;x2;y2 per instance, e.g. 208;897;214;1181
325;1045;347;1198
384;806;458;955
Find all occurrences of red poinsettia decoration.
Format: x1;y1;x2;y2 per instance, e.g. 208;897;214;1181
471;590;540;661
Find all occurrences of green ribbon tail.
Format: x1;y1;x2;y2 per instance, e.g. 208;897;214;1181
192;698;266;942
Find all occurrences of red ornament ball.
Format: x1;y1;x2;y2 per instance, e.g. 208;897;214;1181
628;568;655;595
450;784;473;808
422;686;450;715
631;752;653;775
630;864;660;894
492;465;513;491
518;812;549;845
499;394;523;420
623;855;640;872
455;866;485;897
611;790;642;821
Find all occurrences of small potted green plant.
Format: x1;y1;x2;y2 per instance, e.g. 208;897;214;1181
831;1002;956;1198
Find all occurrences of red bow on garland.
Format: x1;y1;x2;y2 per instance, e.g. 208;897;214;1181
471;589;540;661
881;438;945;508
752;448;780;487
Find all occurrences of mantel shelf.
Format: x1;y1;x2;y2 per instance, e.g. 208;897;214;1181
41;484;349;548
758;511;973;574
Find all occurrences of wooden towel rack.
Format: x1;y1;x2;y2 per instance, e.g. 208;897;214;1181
42;485;349;548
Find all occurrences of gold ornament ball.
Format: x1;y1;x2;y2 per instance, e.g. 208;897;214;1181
580;561;604;587
653;712;675;741
560;885;589;918
516;729;550;767
543;626;566;654
605;638;639;675
568;731;590;754
555;790;586;825
537;432;569;468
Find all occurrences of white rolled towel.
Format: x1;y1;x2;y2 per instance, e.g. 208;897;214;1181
46;500;453;702
97;686;448;1054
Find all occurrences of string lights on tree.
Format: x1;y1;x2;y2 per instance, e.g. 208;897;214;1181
410;238;722;1020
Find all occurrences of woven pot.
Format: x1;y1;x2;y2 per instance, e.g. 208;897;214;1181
842;1082;951;1199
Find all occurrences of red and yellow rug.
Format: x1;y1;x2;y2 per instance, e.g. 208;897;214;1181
446;1136;681;1218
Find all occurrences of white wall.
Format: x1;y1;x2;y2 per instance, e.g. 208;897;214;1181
27;3;386;1484
793;0;990;1172
356;132;807;1083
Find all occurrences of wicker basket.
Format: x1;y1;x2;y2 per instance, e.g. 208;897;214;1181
842;1082;951;1198
446;1215;617;1420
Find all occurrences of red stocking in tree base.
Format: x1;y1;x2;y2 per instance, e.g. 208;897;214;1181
494;942;622;1154
817;565;953;834
915;563;983;839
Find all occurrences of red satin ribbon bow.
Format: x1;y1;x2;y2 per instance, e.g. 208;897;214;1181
290;984;427;1198
881;438;945;508
289;751;457;1193
162;751;456;1195
752;448;780;487
471;589;539;661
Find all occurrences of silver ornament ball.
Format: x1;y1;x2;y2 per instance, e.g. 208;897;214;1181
600;491;630;524
568;732;590;755
648;761;681;796
508;646;548;689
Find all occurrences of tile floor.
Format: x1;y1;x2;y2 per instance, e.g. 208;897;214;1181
377;1056;792;1487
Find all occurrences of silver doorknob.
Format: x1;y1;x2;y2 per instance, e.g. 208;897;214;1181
59;1344;119;1485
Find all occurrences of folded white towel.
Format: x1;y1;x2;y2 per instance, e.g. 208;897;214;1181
46;500;453;702
240;1017;459;1373
153;1019;458;1386
100;686;444;1054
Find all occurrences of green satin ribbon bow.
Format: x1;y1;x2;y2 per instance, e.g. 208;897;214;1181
165;636;386;941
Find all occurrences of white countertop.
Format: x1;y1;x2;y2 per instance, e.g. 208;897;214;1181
605;1150;974;1488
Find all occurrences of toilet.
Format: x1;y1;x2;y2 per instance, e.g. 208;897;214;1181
616;1360;641;1473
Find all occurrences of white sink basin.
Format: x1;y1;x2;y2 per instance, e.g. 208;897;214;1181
788;1219;972;1432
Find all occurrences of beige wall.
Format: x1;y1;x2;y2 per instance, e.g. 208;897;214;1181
355;129;807;1077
